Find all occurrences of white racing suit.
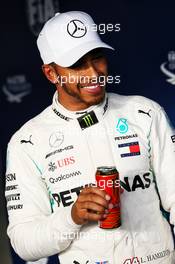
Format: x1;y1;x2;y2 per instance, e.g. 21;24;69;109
5;92;175;264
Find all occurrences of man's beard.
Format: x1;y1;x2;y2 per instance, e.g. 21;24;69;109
61;81;106;107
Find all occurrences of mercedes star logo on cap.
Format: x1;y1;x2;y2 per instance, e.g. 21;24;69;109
67;20;87;38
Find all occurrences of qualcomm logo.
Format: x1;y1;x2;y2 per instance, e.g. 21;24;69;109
160;51;175;85
116;118;128;134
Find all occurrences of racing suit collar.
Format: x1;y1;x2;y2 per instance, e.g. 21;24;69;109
52;91;109;122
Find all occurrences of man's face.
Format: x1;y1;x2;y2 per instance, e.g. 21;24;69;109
52;48;108;111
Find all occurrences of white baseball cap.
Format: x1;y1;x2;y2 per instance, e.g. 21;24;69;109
37;11;114;67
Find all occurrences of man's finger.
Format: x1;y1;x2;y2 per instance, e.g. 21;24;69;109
79;201;107;214
81;186;111;201
78;193;109;208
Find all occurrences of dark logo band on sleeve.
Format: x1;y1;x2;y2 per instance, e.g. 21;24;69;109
77;111;99;130
171;135;175;143
103;97;108;115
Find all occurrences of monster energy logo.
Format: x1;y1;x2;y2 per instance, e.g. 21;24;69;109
78;110;98;130
82;114;94;126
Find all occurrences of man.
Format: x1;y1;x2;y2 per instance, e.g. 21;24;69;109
5;11;175;264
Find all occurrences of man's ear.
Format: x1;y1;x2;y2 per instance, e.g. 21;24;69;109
42;64;58;84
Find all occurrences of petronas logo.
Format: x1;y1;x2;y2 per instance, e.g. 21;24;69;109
116;118;128;134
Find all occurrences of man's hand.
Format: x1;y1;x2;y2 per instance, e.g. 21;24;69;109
71;186;112;225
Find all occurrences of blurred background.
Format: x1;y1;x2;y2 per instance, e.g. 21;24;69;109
1;0;175;263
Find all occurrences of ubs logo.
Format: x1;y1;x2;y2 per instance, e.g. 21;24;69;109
67;20;87;38
48;156;75;172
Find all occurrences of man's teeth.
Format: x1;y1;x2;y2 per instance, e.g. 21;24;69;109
83;85;99;89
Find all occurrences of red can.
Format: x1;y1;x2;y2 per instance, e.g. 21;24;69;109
96;166;121;229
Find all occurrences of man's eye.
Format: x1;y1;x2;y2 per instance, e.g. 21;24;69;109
93;54;104;60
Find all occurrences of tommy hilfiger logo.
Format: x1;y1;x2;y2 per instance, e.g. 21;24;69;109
78;111;98;130
118;141;141;158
